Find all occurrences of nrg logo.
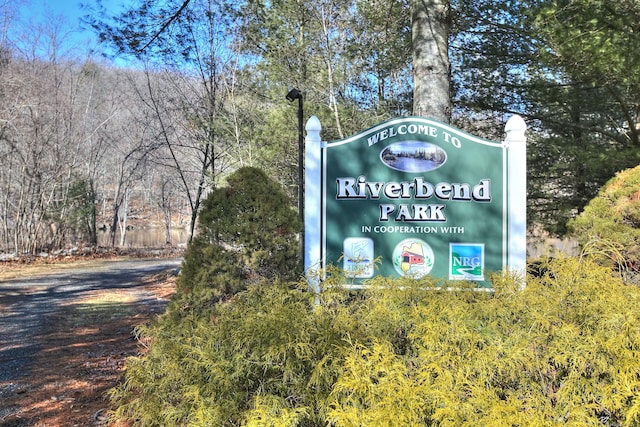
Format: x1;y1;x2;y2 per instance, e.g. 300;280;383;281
449;243;484;281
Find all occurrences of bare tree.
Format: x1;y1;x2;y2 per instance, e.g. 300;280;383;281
0;8;127;253
0;49;82;253
86;0;252;242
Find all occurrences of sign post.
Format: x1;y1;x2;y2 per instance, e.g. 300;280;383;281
305;116;526;289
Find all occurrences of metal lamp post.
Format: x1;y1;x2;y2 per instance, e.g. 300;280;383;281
286;88;304;227
286;88;305;263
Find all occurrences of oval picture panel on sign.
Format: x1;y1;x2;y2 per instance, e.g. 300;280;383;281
380;141;447;173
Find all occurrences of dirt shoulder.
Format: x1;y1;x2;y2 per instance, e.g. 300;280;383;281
0;253;181;427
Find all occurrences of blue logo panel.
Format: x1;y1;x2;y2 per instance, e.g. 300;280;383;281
449;243;485;280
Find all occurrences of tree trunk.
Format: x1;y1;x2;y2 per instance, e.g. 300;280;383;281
87;179;98;246
412;0;451;123
118;191;129;246
110;204;119;247
159;178;172;245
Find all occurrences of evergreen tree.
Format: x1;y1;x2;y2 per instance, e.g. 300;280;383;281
189;166;302;286
450;0;640;233
528;0;640;231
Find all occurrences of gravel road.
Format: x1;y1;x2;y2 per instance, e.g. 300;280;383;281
0;257;182;420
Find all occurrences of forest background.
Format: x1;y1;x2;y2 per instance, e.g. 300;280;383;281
1;0;639;255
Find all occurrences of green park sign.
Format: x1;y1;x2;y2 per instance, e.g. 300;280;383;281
304;116;527;289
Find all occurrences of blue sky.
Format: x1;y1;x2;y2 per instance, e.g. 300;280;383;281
14;0;129;60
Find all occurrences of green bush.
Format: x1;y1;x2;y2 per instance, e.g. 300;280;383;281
197;166;302;283
175;167;301;312
111;257;640;426
569;164;640;282
168;241;246;318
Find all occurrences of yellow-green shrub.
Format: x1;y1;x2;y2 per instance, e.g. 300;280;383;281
110;257;640;426
569;164;640;282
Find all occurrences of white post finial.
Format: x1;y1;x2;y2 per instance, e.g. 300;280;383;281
505;114;527;146
305;116;321;144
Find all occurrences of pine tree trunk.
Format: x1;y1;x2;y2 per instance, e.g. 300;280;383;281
412;0;451;122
